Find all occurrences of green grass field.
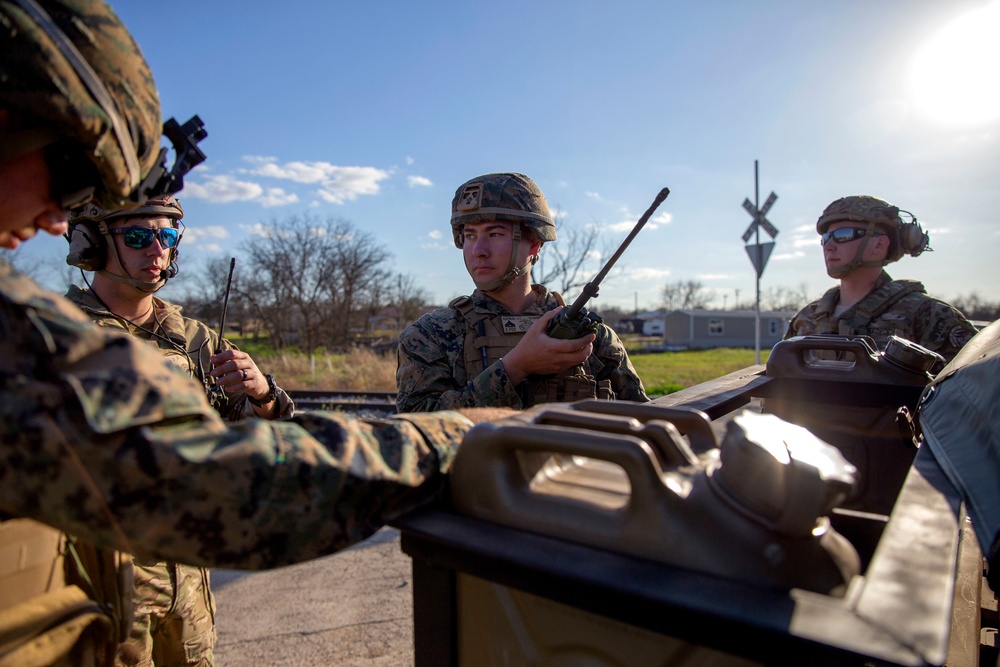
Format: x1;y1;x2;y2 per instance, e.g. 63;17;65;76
230;334;768;395
629;347;769;396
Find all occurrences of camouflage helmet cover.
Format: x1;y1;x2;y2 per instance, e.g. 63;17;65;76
70;194;184;227
817;195;929;263
816;195;901;234
450;172;556;248
0;0;162;209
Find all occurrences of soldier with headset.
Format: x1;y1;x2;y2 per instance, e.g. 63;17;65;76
396;172;648;412
64;195;294;667
785;195;977;369
0;2;508;665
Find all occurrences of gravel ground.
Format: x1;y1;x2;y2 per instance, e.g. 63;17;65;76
211;528;414;667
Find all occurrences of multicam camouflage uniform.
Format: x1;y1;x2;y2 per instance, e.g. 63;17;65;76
66;286;294;667
396;285;648;412
784;269;977;368
0;262;474;664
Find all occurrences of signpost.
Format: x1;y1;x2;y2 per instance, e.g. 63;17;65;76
742;161;779;364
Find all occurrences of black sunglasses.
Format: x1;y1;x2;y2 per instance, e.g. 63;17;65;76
110;226;180;249
820;227;883;246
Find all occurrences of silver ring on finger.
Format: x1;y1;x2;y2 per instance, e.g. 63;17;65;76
241;369;248;381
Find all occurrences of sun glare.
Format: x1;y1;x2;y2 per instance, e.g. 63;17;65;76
908;2;1000;126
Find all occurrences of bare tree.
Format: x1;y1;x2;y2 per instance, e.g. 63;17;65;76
661;280;714;311
327;224;392;344
533;210;616;296
761;283;810;312
240;213;394;354
388;274;432;331
951;293;1000;322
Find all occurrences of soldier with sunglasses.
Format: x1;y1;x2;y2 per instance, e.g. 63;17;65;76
785;195;976;369
63;196;294;667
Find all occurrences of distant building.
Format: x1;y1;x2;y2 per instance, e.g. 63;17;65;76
662;309;797;350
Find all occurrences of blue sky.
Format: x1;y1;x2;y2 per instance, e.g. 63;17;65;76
19;0;1000;312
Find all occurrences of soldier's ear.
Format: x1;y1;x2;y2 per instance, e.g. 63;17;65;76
874;233;891;254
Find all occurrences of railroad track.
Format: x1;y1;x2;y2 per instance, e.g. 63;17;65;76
286;389;397;414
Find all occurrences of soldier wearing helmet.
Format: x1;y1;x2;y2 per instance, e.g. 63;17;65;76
65;196;294;667
396;172;648;412
785;195;976;368
0;3;508;665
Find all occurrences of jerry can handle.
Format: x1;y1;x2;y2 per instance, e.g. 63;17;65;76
767;335;881;376
450;421;667;530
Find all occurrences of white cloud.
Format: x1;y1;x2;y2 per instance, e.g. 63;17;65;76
181;225;229;245
258;188;299;207
585;191;605;202
428;230;442;240
251;160;334;184
406;156;415;166
245;157;390;203
184;174;263;203
408;175;433;187
317;166;391;204
608;211;673;233
630;267;673;281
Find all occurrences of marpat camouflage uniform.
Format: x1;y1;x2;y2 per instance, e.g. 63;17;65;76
66;286;297;667
1;261;473;570
396;285;648;412
785;270;977;369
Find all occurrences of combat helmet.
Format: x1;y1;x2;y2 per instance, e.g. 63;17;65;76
0;0;204;210
67;195;184;292
817;195;930;276
451;173;556;292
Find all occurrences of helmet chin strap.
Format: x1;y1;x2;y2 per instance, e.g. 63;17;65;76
468;223;537;293
827;222;887;278
100;236;170;293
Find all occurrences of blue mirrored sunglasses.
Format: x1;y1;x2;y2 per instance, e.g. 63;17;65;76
820;226;883;246
110;226;180;249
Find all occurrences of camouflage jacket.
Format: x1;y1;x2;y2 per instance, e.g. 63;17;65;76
65;286;294;422
396;285;648;412
785;270;977;367
0;263;473;570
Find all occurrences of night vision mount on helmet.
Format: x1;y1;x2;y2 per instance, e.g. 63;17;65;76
817;195;931;276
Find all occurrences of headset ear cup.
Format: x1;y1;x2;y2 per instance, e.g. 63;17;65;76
899;223;929;257
65;221;107;271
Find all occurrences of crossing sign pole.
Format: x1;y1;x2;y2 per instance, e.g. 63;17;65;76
741;160;779;364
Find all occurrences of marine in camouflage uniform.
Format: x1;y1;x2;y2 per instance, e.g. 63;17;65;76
396;173;647;412
785;195;976;370
65;197;294;667
0;2;498;665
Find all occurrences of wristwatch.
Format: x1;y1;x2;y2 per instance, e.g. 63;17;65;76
248;373;278;407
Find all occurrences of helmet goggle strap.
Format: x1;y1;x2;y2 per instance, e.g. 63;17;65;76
827;221;886;278
468;222;537;293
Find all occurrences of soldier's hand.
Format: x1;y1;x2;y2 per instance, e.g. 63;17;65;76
210;349;271;404
501;308;596;385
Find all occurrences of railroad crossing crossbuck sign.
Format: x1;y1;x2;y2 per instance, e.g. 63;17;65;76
742;191;779;275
